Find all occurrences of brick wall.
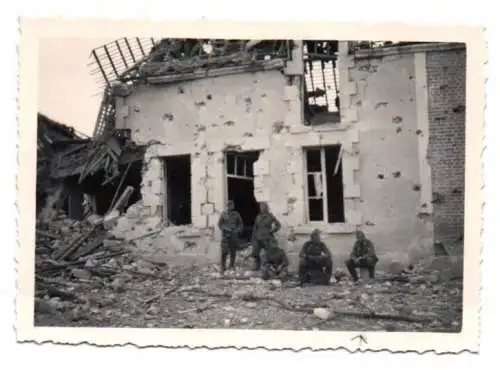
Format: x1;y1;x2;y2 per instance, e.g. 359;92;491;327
426;48;466;248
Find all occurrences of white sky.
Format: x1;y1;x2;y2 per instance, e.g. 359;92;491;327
38;38;115;135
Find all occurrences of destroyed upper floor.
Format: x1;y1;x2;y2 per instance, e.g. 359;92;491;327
89;39;442;136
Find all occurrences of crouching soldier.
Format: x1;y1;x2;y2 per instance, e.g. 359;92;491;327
261;241;289;280
298;229;333;285
251;202;281;271
217;200;243;274
345;230;379;281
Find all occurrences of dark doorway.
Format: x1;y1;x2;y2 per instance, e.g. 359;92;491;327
225;151;261;241
164;155;191;226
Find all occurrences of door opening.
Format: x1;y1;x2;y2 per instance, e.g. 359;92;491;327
163;155;191;226
225;151;261;241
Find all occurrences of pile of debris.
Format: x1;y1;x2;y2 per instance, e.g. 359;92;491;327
35;210;126;299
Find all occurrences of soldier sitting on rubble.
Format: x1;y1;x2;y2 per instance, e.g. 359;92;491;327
261;239;290;280
217;200;243;274
345;230;379;282
298;229;333;285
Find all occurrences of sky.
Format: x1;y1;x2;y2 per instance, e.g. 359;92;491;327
38;38;115;135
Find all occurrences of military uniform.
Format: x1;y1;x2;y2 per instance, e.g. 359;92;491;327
262;246;289;280
251;212;281;271
298;240;333;285
218;209;243;272
345;237;379;281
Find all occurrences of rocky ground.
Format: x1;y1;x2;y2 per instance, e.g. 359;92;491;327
34;253;463;332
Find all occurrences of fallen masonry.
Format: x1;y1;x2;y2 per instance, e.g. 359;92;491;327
34;217;463;332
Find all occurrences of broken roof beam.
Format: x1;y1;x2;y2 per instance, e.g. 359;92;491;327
92;50;111;87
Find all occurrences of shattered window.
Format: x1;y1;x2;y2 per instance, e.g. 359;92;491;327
303;41;341;126
304;145;346;223
306;149;322;172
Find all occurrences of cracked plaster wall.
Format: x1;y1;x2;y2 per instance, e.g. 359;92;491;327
346;51;435;266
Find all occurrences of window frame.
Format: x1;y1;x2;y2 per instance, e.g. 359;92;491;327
304;145;344;224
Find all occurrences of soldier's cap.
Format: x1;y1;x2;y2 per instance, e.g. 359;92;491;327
311;229;321;236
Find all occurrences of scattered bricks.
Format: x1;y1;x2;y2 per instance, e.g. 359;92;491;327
201;203;215;216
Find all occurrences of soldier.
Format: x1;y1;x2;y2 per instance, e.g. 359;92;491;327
345;230;379;281
261;241;289;280
217;200;243;274
298;229;333;285
251;202;281;271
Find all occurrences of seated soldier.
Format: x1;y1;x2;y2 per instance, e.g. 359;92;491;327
261;240;289;280
345;230;379;281
298;229;333;285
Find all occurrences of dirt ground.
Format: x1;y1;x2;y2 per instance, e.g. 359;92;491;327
34;253;463;332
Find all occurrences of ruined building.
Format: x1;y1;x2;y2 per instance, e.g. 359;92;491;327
90;39;466;269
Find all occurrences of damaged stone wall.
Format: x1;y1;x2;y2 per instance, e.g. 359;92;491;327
347;50;431;267
426;49;466;251
114;69;298;262
111;43;465;270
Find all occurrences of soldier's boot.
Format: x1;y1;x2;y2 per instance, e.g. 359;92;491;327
261;267;271;280
220;250;228;274
277;266;288;280
253;256;261;271
368;265;376;279
228;247;237;270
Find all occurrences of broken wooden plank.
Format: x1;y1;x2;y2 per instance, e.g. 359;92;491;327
110;186;134;213
69;233;107;260
107;160;134;213
52;224;101;261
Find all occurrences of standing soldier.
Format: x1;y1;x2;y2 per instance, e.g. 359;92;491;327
345;230;379;281
298;229;333;285
251;202;282;272
217;200;243;274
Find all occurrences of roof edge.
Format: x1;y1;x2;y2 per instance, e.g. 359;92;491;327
143;59;286;85
353;42;466;60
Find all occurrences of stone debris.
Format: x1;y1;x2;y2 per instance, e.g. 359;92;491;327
313;308;331;320
34;213;464;333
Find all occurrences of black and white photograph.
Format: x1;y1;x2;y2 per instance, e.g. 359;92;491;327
16;19;484;352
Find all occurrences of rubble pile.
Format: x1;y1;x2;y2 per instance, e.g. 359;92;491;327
34;211;464;332
34;244;463;332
